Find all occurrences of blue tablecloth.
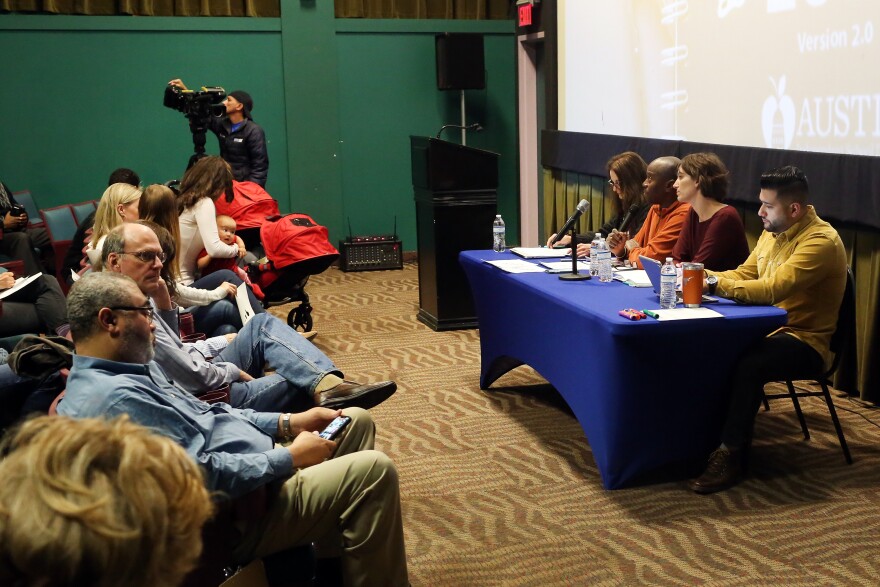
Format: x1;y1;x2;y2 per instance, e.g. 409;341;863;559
460;250;788;489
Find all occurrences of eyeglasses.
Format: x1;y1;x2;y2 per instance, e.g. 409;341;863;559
107;304;154;322
120;250;166;264
607;179;621;188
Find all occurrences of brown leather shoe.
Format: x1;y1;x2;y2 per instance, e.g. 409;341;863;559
314;380;397;410
688;447;744;494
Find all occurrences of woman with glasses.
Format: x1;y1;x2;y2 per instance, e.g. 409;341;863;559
139;186;250;337
86;183;143;272
546;151;651;257
672;152;749;271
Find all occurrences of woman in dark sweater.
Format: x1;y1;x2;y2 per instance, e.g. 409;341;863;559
547;151;651;257
672;152;749;271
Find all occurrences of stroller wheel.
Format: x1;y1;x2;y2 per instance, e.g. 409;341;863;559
287;303;313;332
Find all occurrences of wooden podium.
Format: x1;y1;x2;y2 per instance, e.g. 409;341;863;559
411;136;499;330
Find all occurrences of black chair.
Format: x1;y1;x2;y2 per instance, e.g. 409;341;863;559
762;266;854;464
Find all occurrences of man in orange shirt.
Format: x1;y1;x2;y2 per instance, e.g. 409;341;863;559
607;156;689;268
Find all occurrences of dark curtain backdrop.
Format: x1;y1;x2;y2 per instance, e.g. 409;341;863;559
2;0;512;17
334;0;511;19
1;0;280;16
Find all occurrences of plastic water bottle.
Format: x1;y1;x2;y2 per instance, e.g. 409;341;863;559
589;232;602;275
660;257;677;309
597;237;613;282
492;215;506;252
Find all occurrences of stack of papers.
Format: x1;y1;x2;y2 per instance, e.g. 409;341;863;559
484;259;546;273
612;269;652;287
509;247;568;259
647;308;723;321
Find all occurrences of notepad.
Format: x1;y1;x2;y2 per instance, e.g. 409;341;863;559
0;273;42;300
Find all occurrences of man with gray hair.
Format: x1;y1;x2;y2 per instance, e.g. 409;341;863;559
100;222;396;413
59;272;409;585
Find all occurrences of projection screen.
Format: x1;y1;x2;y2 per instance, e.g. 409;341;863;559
559;0;880;156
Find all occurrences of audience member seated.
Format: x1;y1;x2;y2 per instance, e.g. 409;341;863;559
58;272;409;586
608;156;688;268
672;152;750;271
547;151;651;258
85;182;143;272
140;185;246;336
0;180;50;276
102;223;396;412
0;414;213;587
64;167;140;285
177;156;263;317
0;267;68;338
690;166;847;494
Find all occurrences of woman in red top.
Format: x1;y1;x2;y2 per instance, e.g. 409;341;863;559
672;153;749;271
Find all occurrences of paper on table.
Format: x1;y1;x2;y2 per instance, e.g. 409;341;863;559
651;307;724;321
484;259;546;273
541;260;589;271
0;272;42;300
612;269;652;287
509;247;569;259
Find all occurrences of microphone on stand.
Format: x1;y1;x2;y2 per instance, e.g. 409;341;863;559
618;203;641;233
549;199;589;247
435;123;483;139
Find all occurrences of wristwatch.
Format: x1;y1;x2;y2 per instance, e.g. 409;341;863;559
706;275;718;295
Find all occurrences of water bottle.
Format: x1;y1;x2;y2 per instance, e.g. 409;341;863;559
660;257;677;309
589;232;602;275
492;215;506;252
597;237;613;282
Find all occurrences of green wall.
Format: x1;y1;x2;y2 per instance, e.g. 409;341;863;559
1;11;517;250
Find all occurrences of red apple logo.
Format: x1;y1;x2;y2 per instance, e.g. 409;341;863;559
762;76;796;149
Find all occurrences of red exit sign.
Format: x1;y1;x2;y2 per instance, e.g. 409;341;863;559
518;3;532;27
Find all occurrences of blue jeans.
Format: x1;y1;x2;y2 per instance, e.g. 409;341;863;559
187;269;265;337
219;313;339;412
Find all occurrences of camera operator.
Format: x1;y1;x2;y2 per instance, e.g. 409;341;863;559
168;78;269;187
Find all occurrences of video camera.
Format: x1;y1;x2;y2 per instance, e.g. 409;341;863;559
163;84;226;122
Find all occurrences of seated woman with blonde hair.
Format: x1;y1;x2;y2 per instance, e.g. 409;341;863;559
85;182;143;271
0;415;213;587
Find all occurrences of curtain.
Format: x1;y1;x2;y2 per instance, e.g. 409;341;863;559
547;169;880;403
334;0;512;19
0;0;280;16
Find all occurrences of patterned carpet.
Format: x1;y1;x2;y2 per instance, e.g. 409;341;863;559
268;263;880;586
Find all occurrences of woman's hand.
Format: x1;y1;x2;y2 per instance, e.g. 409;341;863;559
0;272;15;290
546;233;571;248
221;281;238;298
3;212;26;231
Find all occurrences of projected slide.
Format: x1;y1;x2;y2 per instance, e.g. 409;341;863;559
560;0;880;156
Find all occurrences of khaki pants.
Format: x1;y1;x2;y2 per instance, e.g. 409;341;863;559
233;407;408;586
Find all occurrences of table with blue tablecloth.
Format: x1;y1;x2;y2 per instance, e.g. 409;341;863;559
459;250;787;489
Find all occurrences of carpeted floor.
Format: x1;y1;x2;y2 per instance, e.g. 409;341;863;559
268;262;880;586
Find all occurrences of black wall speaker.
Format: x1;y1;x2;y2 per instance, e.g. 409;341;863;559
435;33;485;91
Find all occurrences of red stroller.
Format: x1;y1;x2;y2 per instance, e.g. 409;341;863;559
217;182;339;331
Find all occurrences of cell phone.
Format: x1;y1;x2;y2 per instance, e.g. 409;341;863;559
318;416;351;440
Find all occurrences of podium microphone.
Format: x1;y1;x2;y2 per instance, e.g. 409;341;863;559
549;199;589;247
436;123;483;139
618;203;640;233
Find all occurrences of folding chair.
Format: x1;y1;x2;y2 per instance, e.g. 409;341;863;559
71;201;96;226
763;266;854;464
38;205;78;289
11;190;45;229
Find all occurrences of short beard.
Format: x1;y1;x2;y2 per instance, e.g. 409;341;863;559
119;329;155;364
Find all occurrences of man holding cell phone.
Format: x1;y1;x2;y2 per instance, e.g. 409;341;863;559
59;272;409;586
